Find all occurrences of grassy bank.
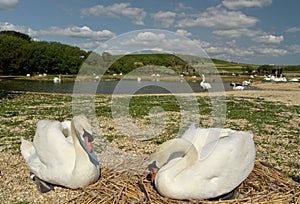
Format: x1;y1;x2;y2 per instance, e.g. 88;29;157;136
0;91;299;179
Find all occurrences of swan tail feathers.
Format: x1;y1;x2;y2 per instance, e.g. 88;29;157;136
20;137;35;161
30;172;55;193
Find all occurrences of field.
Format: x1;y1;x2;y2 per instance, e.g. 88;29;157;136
0;81;299;203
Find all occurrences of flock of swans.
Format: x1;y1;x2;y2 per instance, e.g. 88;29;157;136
21;116;256;200
263;74;299;82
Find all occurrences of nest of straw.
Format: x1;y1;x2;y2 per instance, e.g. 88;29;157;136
63;160;300;204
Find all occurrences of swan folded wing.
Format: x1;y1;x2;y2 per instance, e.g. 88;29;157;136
21;137;35;161
181;126;233;153
191;131;255;198
33;120;75;171
21;137;45;176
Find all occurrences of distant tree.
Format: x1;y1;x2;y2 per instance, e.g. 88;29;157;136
0;31;89;75
0;30;31;41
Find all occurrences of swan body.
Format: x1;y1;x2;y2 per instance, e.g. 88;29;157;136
289;78;299;82
21;115;100;191
200;74;212;90
242;79;251;86
232;82;244;90
149;124;255;200
53;76;61;83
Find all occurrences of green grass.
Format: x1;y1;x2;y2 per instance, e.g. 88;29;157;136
0;91;299;178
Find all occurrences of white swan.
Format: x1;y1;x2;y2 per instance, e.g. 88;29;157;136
148;124;255;200
289;78;299;82
232;82;244;90
242;79;251;86
200;74;212;90
21;115;100;192
53;75;61;83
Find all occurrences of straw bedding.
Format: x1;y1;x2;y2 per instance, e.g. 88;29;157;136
1;151;299;203
63;161;300;204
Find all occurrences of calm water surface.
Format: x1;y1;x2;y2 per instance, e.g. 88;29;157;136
0;79;254;94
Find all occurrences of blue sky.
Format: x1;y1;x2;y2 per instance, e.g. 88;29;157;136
0;0;299;65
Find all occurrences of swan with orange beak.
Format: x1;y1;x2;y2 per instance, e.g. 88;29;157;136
148;124;256;200
21;115;100;193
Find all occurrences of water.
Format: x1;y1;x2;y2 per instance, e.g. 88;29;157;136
0;79;254;94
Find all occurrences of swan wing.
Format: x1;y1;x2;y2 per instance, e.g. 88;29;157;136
21;137;45;175
182;126;233;156
189;130;255;199
31;120;75;176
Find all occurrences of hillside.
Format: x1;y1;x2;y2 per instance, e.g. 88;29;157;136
1;31;299;77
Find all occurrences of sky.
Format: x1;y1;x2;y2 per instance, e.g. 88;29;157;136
0;0;299;65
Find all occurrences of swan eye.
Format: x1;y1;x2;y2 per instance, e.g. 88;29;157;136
83;128;94;142
148;161;159;172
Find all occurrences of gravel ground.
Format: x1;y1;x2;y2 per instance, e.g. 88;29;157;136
0;81;299;203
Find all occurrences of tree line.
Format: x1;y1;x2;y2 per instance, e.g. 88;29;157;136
0;31;89;75
2;31;298;76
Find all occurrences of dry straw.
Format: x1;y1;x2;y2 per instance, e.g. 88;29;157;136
64;160;300;204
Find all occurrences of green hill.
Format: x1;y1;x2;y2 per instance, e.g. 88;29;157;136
0;31;299;77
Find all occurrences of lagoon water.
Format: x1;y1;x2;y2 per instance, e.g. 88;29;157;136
0;79;253;94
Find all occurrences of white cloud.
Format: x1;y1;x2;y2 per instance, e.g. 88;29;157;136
151;11;176;28
205;45;254;58
287;44;300;54
0;22;115;43
135;31;166;42
176;3;192;11
0;0;18;10
77;41;108;51
212;28;262;38
250;46;288;56
222;0;272;10
81;3;146;25
176;29;192;37
285;27;300;33
41;25;115;40
177;7;258;29
120;31;166;47
253;34;284;44
0;22;39;37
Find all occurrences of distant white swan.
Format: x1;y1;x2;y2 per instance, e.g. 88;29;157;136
148;124;256;200
289;78;299;82
200;74;212;90
242;79;251;86
53;75;61;83
232;82;244;90
21;115;100;193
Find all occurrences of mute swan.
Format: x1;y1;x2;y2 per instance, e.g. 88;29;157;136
53;76;61;83
21;115;100;193
232;82;244;90
242;79;251;86
289;78;299;82
148;124;255;200
200;74;212;90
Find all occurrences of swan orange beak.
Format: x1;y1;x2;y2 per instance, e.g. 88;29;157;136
151;167;158;183
83;136;93;152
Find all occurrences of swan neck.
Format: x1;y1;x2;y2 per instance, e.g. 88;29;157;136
151;139;198;177
71;120;90;163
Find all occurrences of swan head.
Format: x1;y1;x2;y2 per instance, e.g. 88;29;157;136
72;115;99;166
148;161;159;183
148;138;198;184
